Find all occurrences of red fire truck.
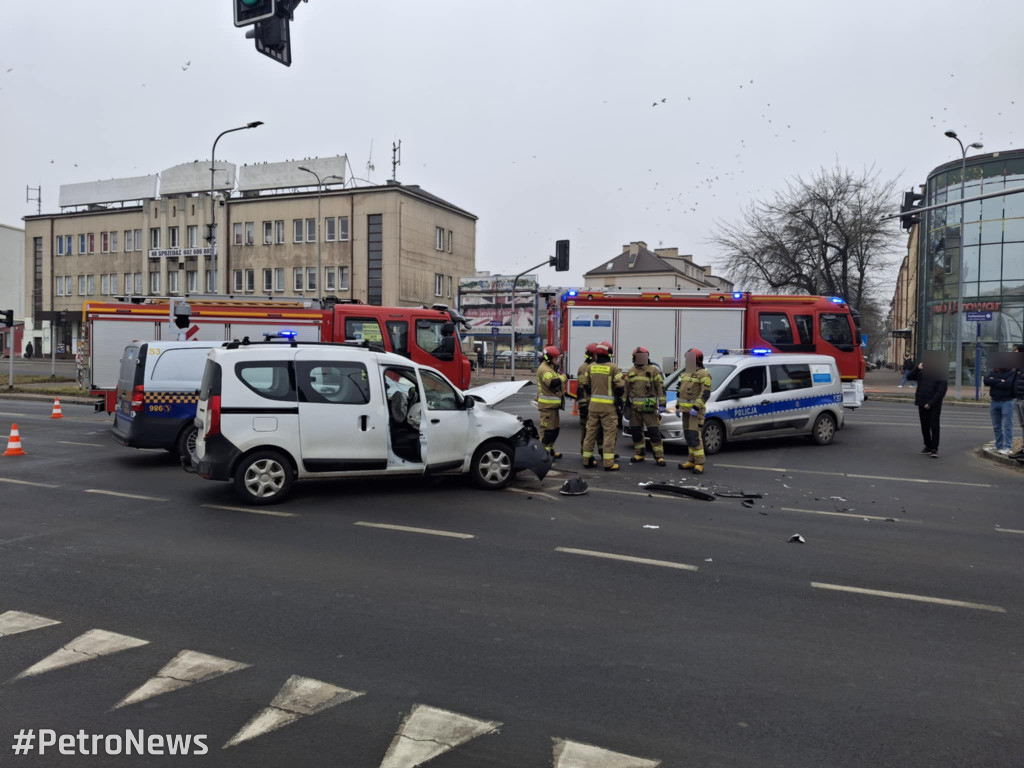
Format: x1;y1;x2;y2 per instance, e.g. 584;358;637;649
83;297;472;412
552;290;866;407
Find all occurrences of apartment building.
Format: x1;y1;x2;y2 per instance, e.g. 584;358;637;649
583;242;734;292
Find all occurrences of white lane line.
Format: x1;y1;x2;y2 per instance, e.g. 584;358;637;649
995;527;1024;535
224;674;364;748
506;487;558;502
11;629;150;680
354;522;475;540
555;547;698;572
715;463;993;488
201;503;296;518
0;611;61;638
379;704;501;768
811;582;1006;614
779;507;919;523
552;738;662;767
114;650;251;709
59;440;103;447
85;489;168;501
0;412;26;417
0;477;59;488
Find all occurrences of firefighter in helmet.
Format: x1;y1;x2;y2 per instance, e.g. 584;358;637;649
576;342;601;454
580;341;625;470
677;347;712;473
536;345;567;458
626;346;667;465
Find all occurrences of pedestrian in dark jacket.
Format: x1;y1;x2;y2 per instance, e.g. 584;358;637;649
1010;344;1024;459
907;355;947;457
984;355;1017;454
899;354;915;388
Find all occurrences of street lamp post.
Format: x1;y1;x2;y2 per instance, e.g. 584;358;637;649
209;121;263;294
943;130;984;399
297;167;344;302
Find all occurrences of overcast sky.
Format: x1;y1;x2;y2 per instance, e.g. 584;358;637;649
2;0;1021;287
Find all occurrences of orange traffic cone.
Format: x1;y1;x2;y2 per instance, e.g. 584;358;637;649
3;424;25;456
50;398;64;419
571;398;578;416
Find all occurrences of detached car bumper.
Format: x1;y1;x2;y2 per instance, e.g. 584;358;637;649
511;420;553;480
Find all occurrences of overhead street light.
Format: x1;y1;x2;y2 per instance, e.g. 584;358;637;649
209;121;263;293
298;167;345;302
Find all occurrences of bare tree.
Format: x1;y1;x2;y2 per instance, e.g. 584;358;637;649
710;165;902;310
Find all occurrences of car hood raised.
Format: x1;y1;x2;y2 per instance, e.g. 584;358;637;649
463;380;532;406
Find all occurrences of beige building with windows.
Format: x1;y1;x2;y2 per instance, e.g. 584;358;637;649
22;162;476;356
583;241;734;292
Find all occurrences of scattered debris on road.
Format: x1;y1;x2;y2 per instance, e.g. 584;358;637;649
788;534;805;543
559;478;589;496
643;524;660;529
638;481;716;501
741;499;755;508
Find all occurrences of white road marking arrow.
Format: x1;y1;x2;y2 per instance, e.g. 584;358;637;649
552;738;662;768
378;704;501;768
11;629;149;681
223;674;364;748
113;650;251;709
0;610;60;638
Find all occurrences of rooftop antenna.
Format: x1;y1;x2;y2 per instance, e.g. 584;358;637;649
391;140;401;182
365;139;375;184
26;185;41;215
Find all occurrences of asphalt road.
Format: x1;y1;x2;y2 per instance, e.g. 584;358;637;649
0;395;1021;767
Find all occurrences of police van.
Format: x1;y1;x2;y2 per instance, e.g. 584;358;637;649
187;336;552;504
111;341;221;459
644;351;845;454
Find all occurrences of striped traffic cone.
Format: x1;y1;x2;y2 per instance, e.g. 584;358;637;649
3;424;25;456
50;398;64;419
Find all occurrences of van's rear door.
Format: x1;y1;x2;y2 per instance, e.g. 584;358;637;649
114;344;146;425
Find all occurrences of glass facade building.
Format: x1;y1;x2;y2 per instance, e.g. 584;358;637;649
919;149;1024;383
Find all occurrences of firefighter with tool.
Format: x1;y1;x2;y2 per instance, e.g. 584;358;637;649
536;345;567;459
576;342;600;453
677;347;713;473
580;341;625;470
626;346;667;465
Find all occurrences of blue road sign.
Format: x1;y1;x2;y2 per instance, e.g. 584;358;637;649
489;320;502;327
965;311;992;322
860;333;868;348
491;327;499;336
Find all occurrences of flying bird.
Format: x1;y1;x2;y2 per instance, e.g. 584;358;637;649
181;61;191;71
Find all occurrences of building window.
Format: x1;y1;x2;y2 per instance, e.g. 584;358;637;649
245;269;255;292
435;227;444;251
134;229;142;251
205;270;214;292
325;217;336;241
78;275;85;296
447;276;453;298
64;276;72;296
293;267;304;291
187;270;198;292
306;218;316;242
435;273;444;297
124;230;133;252
56;236;65;256
368;214;383;305
263;222;273;245
447;230;453;253
275;220;285;244
100;232;108;254
65;235;72;255
149;272;160;294
233;222;243;246
325;266;336;292
88;233;95;253
55;276;64;296
293;219;303;243
135;273;143;294
169;226;179;248
245;222;254;246
168;270;180;294
150;228;161;250
187;225;198;248
101;274;109;295
110;274;118;295
274;267;285;291
339;216;349;242
87;275;96;295
339;265;350;291
124;272;132;294
233;270;243;292
79;235;86;255
263;268;273;292
111;231;118;253
306;267;316;292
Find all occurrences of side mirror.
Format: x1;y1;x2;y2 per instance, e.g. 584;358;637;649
734;387;754;399
464;397;476;410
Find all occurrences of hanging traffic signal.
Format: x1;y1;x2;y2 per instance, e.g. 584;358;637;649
553;240;570;272
899;191;925;230
1;309;12;328
234;0;276;27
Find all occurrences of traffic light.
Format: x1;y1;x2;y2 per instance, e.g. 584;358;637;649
899;191;925;230
1;309;12;328
58;311;68;327
234;0;276;27
248;15;291;66
173;302;192;330
553;239;570;272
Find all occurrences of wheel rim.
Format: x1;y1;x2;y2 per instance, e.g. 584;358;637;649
479;449;511;484
185;428;198;456
704;424;722;453
244;458;286;498
817;416;834;441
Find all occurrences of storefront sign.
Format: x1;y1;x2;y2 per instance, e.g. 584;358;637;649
932;301;1002;314
148;247;213;260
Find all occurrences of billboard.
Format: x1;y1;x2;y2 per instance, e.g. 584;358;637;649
161;161;236;195
237;156;348;192
458;275;538;335
59;175;159;208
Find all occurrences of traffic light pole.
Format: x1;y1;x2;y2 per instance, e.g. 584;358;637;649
510;259;551;381
7;333;12;390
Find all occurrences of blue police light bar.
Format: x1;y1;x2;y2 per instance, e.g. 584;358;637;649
280;329;298;338
732;292;743;299
830;297;845;304
751;348;771;356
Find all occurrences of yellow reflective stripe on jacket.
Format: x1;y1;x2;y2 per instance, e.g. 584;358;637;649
537;397;562;405
591;395;615;404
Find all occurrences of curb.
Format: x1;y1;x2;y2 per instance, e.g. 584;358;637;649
0;392;98;406
865;395;989;408
976;443;1024;472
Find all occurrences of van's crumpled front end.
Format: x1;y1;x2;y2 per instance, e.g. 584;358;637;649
510;419;553;481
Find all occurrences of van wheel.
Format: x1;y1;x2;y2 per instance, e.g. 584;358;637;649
470;441;514;490
811;412;837;445
176;425;198;461
702;420;725;455
233;450;294;505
